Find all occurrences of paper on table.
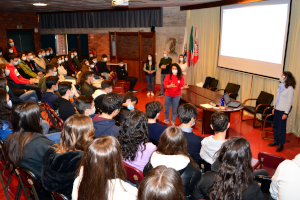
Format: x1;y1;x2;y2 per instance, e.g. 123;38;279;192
200;104;215;109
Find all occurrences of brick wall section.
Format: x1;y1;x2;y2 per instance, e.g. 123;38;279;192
0;11;41;51
88;34;110;61
117;35;139;58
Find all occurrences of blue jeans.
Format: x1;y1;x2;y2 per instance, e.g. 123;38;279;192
45;132;61;143
146;74;155;92
19;90;39;105
164;95;180;123
160;74;167;94
273;109;287;144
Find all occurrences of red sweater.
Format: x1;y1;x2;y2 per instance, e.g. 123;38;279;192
6;63;30;85
13;46;18;54
163;74;184;97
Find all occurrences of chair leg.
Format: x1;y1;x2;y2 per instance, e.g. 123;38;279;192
0;170;10;200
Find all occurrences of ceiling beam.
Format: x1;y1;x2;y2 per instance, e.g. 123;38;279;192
180;0;266;11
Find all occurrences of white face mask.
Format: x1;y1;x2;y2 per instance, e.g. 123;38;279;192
172;70;178;75
22;57;26;61
104;58;107;62
30;56;33;60
280;76;285;83
164;54;167;58
179;58;183;62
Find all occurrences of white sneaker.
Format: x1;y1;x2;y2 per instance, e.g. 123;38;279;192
150;92;154;96
147;92;150;96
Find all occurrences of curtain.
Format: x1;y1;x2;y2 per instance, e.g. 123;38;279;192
39;9;163;29
186;2;300;137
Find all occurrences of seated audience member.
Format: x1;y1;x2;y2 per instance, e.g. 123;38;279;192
145;101;167;143
93;79;113;99
74;95;95;117
92;92;122;138
0;47;7;64
8;38;18;54
71;48;81;68
200;112;229;170
143;126;201;200
97;54;116;79
52;81;76;121
48;47;54;60
117;110;157;171
178;103;203;165
38;64;57;92
0;68;38;105
3;46;14;62
45;48;52;62
34;49;46;72
57;56;67;77
43;48;50;64
193;137;265;200
116;59;138;92
3;102;55;181
6;54;42;100
72;136;137;200
67;51;78;77
138;166;185;200
0;89;12;141
114;91;138;124
269;153;300;200
80;71;95;95
24;51;42;76
42;76;59;109
42;114;94;199
19;51;39;79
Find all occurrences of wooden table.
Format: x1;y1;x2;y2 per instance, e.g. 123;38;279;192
180;86;244;135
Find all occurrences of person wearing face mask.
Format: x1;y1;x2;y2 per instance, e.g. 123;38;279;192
52;82;77;121
44;48;51;62
71;48;81;68
3;47;15;63
144;54;157;96
0;47;7;64
80;71;96;96
178;54;187;85
116;59;138;92
163;64;189;125
0;88;13;142
47;47;55;60
92;92;122;138
114;92;138;124
97;54;116;80
74;95;96;117
18;51;40;79
24;51;42;76
145;101;167;144
178;103;203;167
7;38;18;54
34;49;47;72
57;56;67;77
66;51;77;77
268;71;296;152
158;51;172;97
38;64;58;93
93;79;113;100
41;76;59;109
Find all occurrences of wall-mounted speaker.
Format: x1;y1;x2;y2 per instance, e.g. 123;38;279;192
151;26;155;32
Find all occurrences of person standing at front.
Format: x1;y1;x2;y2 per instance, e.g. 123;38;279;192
163;64;189;125
268;71;296;152
158;51;172;97
144;54;157;96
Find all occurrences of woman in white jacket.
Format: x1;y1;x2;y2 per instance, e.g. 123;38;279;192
72;136;137;200
178;54;187;85
268;71;296;152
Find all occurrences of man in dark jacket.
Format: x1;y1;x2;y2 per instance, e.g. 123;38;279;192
116;59;138;92
96;54;116;79
80;71;95;96
52;81;76;121
178;103;203;166
92;92;123;138
41;76;59;109
74;95;96;117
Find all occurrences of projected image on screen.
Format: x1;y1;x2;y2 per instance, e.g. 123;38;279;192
218;0;290;78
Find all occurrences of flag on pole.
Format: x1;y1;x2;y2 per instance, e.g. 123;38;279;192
182;28;187;58
187;26;193;67
193;26;198;67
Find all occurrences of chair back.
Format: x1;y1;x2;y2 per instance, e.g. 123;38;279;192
256;91;274;107
123;162;144;186
16;167;42;191
51;191;70;200
203;77;213;88
44;103;64;132
210;79;218;91
258;152;285;176
224;83;240;99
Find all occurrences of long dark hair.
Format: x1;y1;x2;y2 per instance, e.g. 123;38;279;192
3;102;42;166
207;137;253;200
169;63;182;80
68;51;75;64
0;89;11;129
157;126;198;168
283;71;296;89
146;54;156;65
117;110;149;162
77;136;127;200
52;114;95;153
137;166;185;200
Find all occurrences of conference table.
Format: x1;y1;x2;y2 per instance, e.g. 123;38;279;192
180;85;244;135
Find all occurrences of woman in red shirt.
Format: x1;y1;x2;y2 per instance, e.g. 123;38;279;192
163;63;189;125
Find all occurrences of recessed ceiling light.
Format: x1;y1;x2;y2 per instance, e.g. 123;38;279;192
33;3;47;6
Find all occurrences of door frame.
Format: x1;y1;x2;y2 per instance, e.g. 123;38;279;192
6;29;35;52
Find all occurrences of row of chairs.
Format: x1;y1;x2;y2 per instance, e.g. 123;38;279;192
203;77;276;140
